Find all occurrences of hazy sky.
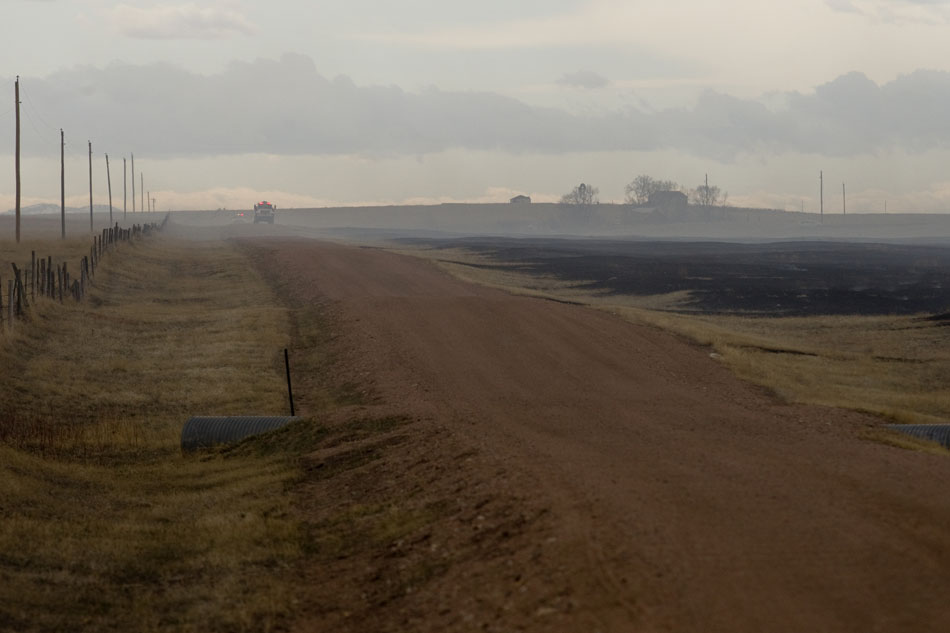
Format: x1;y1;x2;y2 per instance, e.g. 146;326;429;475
4;0;950;212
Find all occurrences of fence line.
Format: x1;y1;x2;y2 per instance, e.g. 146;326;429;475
1;213;168;334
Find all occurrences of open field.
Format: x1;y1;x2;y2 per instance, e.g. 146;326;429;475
0;212;169;243
164;203;950;243
404;237;950;316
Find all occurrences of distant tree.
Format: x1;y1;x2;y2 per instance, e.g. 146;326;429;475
560;182;599;205
689;181;727;207
624;174;680;205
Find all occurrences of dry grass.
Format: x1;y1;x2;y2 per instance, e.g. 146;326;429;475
401;244;950;428
0;445;299;632
608;307;950;425
0;239;292;457
0;233;99;267
0;236;312;632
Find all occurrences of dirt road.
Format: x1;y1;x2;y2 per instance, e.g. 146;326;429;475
250;238;950;632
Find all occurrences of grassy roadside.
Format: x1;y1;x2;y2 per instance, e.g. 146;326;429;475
0;237;307;632
396;245;950;428
0;235;96;271
2;234;608;632
608;307;950;425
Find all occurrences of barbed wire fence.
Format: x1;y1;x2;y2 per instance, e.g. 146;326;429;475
1;213;169;334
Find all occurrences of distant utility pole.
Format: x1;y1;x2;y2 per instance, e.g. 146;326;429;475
842;183;846;215
15;76;21;243
152;197;156;212
141;173;144;214
123;157;127;220
88;141;93;232
105;153;113;226
131;153;135;212
147;191;150;213
819;170;824;223
60;129;65;239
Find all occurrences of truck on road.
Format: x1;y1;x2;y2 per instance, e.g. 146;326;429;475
254;201;276;224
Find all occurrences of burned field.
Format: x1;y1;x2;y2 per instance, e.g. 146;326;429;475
411;238;950;317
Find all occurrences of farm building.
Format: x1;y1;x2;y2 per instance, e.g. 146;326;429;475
649;190;688;216
509;195;532;204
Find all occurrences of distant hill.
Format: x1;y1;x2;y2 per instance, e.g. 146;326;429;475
3;203;117;215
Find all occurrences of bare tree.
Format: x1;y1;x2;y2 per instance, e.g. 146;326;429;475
624;174;680;205
689;181;727;207
560;182;599;205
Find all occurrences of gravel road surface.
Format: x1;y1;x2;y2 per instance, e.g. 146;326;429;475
249;238;950;632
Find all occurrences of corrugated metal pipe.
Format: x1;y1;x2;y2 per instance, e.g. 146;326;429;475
181;416;297;452
885;424;950;448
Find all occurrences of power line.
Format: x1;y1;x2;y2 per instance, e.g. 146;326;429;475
21;105;55;146
62;134;86;159
19;82;58;133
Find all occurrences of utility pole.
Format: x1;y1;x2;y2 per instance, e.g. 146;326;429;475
147;191;150;213
842;183;846;215
60;129;65;239
88;141;93;232
15;76;21;243
819;170;824;223
105;153;113;226
131;153;135;212
123;157;127;220
140;173;144;213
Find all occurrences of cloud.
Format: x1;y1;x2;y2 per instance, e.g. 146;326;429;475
7;56;950;161
557;70;609;90
825;0;950;22
111;2;256;39
825;0;862;13
354;5;601;50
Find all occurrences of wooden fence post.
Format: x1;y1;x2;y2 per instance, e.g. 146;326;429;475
11;263;25;315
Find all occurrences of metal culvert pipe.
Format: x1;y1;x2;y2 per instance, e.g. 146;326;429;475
181;416;297;452
885;424;950;448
